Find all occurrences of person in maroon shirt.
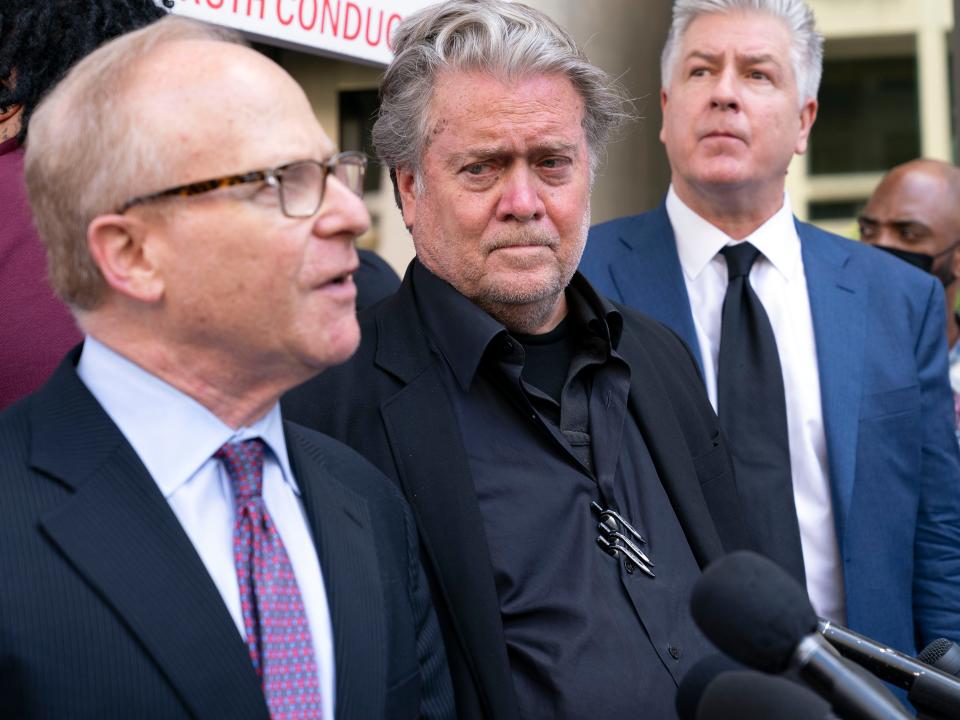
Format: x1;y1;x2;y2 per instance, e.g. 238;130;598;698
0;1;169;409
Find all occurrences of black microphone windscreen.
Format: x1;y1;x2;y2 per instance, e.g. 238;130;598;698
697;670;835;719
676;654;745;720
918;638;960;677
690;551;818;673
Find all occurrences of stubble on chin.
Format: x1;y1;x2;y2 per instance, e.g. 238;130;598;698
472;270;567;334
473;214;590;334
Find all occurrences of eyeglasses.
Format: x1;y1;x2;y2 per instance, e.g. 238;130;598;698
116;150;368;217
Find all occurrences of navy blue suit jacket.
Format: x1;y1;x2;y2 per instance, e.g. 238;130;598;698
581;202;960;655
0;349;454;719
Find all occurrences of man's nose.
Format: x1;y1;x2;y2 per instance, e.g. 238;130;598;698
496;165;545;223
871;224;898;247
313;174;371;241
710;68;740;111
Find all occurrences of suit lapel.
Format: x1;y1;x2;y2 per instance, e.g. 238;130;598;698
32;355;268;720
799;222;866;540
609;204;704;373
285;425;384;720
373;282;522;720
615;328;727;566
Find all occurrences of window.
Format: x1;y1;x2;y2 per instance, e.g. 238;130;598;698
339;89;381;194
810;51;920;174
808;199;867;222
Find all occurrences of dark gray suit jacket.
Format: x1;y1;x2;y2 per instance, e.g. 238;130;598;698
0;348;454;719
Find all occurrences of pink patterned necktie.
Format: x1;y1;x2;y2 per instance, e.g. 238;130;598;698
215;439;323;720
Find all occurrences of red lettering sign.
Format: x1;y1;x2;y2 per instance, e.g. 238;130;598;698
174;0;431;64
276;0;294;25
299;0;318;31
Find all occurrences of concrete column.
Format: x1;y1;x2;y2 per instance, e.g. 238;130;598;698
954;0;960;160
917;21;953;160
533;0;673;222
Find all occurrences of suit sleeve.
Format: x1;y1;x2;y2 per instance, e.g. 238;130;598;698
401;497;456;719
912;278;960;648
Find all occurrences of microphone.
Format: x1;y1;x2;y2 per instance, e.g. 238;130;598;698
697;669;839;719
918;639;960;678
819;621;960;717
690;551;912;720
676;654;745;720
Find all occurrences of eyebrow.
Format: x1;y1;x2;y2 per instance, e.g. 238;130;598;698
889;220;930;231
740;53;781;66
684;51;720;65
684;50;782;66
450;142;581;162
453;142;579;160
858;215;931;232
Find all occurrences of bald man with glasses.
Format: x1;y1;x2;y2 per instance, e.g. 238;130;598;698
0;16;452;719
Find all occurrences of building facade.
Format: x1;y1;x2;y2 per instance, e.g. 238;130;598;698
793;0;954;236
175;0;955;265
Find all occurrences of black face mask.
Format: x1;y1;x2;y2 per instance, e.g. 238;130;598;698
875;246;935;273
875;245;956;287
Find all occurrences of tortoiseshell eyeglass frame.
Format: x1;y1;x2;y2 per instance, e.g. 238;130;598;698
116;150;368;217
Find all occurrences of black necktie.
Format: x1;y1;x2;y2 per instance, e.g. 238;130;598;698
717;243;806;585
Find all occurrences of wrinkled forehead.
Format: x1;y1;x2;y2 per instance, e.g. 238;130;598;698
425;69;586;138
679;10;793;63
127;40;333;180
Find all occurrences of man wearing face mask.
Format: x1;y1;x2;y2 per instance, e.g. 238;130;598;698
860;158;960;445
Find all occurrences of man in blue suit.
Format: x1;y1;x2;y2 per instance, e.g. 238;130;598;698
581;0;960;655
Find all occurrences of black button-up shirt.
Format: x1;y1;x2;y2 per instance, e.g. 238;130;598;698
412;261;709;719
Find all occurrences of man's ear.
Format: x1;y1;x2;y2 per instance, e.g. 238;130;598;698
395;166;419;230
87;214;165;303
659;87;669;145
794;98;819;155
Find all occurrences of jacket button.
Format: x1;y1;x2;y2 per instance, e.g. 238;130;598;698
668;645;681;660
624;559;636;574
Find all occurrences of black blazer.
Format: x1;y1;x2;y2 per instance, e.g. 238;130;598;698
283;269;749;720
356;248;401;310
0;349;454;719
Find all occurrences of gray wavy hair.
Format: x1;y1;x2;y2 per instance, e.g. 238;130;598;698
660;0;823;105
373;0;631;200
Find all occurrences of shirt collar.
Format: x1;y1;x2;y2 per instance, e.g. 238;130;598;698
412;260;508;391
412;260;622;390
666;185;801;281
76;336;297;499
567;272;624;348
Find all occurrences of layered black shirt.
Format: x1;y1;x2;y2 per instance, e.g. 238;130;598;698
411;261;710;720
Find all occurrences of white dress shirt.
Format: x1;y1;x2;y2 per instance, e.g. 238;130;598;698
77;336;336;717
666;186;846;624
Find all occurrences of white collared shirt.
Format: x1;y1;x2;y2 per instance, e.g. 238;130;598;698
666;186;846;624
78;337;336;716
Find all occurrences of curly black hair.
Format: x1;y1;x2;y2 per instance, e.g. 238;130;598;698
0;0;173;143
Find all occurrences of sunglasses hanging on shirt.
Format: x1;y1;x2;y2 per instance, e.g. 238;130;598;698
592;501;655;578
